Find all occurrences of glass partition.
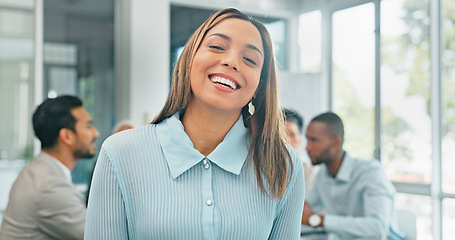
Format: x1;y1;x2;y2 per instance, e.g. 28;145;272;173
0;6;35;162
43;0;115;187
0;1;35;223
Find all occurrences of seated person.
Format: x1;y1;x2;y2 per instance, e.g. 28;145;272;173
283;108;313;192
0;95;99;239
301;112;404;240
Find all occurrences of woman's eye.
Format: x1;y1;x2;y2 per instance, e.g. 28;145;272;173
209;45;224;51
244;57;257;66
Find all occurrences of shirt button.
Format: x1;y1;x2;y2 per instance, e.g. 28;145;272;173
204;164;210;169
203;159;208;165
206;200;213;206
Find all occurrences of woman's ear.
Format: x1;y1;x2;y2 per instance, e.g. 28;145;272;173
59;128;76;146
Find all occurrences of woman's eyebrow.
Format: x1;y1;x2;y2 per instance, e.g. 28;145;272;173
209;33;263;57
209;33;231;41
247;44;263;57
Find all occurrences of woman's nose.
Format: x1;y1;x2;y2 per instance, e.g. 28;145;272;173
221;52;239;71
223;63;238;71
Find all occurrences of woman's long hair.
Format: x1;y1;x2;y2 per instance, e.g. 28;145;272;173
152;8;292;198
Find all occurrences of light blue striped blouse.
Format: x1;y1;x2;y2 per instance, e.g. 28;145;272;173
85;113;305;240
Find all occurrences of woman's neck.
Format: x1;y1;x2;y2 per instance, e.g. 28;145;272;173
182;103;241;157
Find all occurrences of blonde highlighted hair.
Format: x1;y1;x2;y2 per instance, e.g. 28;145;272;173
153;8;292;198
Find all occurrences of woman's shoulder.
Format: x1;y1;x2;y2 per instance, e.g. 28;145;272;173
285;144;303;173
273;145;305;209
280;144;304;194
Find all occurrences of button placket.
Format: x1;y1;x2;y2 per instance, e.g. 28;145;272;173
201;157;215;239
202;158;210;170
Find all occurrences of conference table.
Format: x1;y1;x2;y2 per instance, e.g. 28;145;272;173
300;225;341;240
301;234;336;240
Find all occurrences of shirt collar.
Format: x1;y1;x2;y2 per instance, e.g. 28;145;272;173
334;152;353;183
156;112;250;179
42;152;72;182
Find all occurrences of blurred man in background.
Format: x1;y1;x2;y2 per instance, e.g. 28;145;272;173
0;95;99;240
301;112;404;240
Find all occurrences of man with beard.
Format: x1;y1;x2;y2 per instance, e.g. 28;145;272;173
301;112;404;240
0;95;99;240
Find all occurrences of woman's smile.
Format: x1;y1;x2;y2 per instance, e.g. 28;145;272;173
209;73;240;92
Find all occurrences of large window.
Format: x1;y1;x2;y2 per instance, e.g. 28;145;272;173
442;0;455;195
443;198;455;239
381;0;432;185
319;0;455;238
332;3;375;160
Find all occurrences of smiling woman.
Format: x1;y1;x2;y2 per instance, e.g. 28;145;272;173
85;8;305;240
186;17;263;140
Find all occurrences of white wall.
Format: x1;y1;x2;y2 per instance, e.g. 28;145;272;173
279;71;326;125
278;71;327;158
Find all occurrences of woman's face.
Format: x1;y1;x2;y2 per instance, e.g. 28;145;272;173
189;18;264;116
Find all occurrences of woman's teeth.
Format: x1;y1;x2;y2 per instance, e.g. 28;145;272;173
210;76;238;90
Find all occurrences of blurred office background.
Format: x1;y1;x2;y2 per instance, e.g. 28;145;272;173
0;0;454;239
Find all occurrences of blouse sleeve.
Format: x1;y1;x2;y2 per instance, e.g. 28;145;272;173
84;147;129;239
268;154;305;240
